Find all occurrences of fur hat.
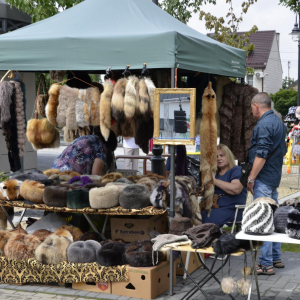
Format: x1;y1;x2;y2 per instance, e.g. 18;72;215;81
0;179;22;200
20;180;45;204
43;169;61;177
89;186;119;209
0;230;15;255
4;233;42;260
242;202;274;235
55;225;82;242
32;229;53;242
106;182;129;193
46;84;61;126
111;78;128;123
137;178;156;192
77;232;103;243
119;184;150;209
11;170;49;183
286;210;300;239
169;217;193;235
274;206;296;233
60;170;81;177
43;186;69;207
253;197;278;213
125;240;164;267
124;76;139;119
67;240;101;263
97;241;127;266
67;189;90;209
100;172;123;184
114;177;135;184
35;232;72;264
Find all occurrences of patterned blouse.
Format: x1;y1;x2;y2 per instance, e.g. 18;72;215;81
52;135;106;174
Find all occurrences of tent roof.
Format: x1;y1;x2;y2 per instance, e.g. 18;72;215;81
0;0;245;77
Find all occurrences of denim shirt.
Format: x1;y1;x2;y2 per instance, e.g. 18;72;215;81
248;110;286;188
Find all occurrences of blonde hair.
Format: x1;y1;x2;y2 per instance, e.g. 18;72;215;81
217;144;236;170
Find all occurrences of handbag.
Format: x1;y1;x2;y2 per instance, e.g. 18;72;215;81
36;74;49;117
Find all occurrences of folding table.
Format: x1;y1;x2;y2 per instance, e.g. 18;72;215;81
168;245;245;300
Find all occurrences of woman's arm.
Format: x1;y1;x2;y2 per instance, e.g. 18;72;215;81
92;158;105;175
214;178;244;195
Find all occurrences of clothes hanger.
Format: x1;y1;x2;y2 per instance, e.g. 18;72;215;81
55;70;97;88
0;70;23;83
105;66;113;80
122;65;131;77
141;63;149;77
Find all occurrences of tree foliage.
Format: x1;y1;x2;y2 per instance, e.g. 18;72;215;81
282;76;295;89
279;0;300;13
270;89;298;117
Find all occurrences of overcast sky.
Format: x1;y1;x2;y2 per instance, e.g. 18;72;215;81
187;0;297;81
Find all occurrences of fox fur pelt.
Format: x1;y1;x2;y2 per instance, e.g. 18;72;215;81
120;119;136;138
20;180;45;204
135;117;154;154
144;78;156;115
200;82;217;216
138;79;151;118
111;78;128;123
89;87;101;126
124;76;139;119
100;172;123;184
32;229;52;242
46;84;61;126
100;80;114;141
0;179;22;200
55;225;83;241
0;81;13;123
43;169;61;177
0;230;15;255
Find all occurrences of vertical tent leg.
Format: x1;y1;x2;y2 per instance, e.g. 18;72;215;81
169;249;174;296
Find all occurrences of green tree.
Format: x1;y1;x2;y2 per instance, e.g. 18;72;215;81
279;0;300;13
282;76;295;89
270;89;298;117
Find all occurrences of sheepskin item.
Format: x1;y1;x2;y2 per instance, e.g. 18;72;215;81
169;217;193;235
0;230;15;255
119;184;150;209
237;278;251;296
77;232;103;243
274;206;296;233
4;233;42;260
97;241;127;267
151;234;191;251
241;266;251;278
89;186;119;209
67;240;101;263
20;180;45;204
49;71;66;82
0;81;13;123
32;229;52;242
221;277;237;294
43;186;69;207
76;90;88;127
55;225;82;242
242;202;274;235
12;81;26;157
124;76;139;119
0;179;22;200
144;78;155;115
100;172;123;184
100;80;114;141
67;189;90;209
106;182;129;193
200;82;217;216
111;78;128;122
26;118;60;150
46;84;61;125
89;88;101;126
35;233;72;264
138;79;151;118
126;240;164;267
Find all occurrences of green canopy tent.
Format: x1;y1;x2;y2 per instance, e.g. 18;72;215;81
0;0;245;77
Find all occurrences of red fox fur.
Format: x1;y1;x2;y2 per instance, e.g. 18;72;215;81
46;84;61;125
111;78;128;122
20;180;45;204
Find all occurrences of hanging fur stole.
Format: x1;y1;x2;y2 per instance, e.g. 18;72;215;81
111;121;122;137
138;79;151;118
144;78;155;115
11;81;26;157
200;82;217;216
76;90;88;128
100;80;114;141
0;81;13;123
135;117;154;154
124;76;139;119
111;78;127;122
87;87;100;126
46;84;61;126
120;119;136;138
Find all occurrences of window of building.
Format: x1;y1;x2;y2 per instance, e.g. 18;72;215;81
248;74;253;86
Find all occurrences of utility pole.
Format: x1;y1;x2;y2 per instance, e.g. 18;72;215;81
288;61;291;82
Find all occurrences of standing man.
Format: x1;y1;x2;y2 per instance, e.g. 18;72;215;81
123;137;139;170
247;92;286;275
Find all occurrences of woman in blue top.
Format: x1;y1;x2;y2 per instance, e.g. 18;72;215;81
201;144;247;227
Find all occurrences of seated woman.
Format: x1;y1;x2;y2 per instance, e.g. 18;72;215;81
52;131;117;175
201;144;247;228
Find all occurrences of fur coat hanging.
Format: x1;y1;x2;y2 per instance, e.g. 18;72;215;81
200;82;217;216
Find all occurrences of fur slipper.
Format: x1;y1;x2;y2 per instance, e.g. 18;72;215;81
0;230;15;255
100;172;123;184
43;186;69;207
67;189;90;209
124;76;139;119
67;240;101;263
77;232;103;243
5;233;42;260
0;179;22;200
46;84;61;126
32;229;53;242
111;78;128;123
119;184;150;209
20;180;45;204
89;186;119;209
55;225;82;242
97;241;127;267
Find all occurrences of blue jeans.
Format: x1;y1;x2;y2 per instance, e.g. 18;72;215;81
253;180;281;267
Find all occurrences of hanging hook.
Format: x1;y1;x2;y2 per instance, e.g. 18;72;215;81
122;65;131;77
106;66;113;80
141;63;149;77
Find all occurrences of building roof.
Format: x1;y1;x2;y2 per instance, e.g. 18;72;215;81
0;0;31;23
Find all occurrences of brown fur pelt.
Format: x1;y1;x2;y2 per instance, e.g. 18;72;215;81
100;172;123;184
63;126;80;143
111;78;128;123
190;194;202;225
4;233;42;260
54;228;74;241
124;76;139;119
43;169;61;177
88;87;101;126
55;225;83;241
10;224;27;235
20;180;45;204
0;210;7;230
0;179;22;200
100;80;114;141
56;85;75;128
200;82;217;216
93;82;104;93
144;78;156;115
32;229;52;242
0;230;15;255
135;117;154;154
46;84;61;126
120;119;136;138
138;79;151;118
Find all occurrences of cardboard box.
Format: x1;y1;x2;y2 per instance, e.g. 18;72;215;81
111;261;175;299
111;214;167;242
72;282;112;294
176;251;204;275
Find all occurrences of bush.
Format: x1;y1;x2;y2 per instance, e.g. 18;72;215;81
270;89;298;118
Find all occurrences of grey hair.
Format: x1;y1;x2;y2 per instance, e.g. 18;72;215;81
251;92;271;108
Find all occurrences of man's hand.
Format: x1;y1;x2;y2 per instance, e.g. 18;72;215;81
247;182;255;195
